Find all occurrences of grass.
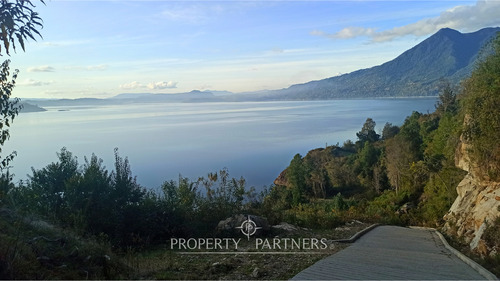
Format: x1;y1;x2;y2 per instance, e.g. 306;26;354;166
0;207;131;279
441;231;500;278
0;206;369;280
124;222;370;280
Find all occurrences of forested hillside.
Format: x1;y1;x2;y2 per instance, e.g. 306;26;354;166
266;32;500;274
266;27;500;100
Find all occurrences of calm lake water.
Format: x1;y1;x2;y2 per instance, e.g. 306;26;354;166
5;99;437;190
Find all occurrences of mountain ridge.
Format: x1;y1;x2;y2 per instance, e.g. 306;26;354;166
23;27;500;106
263;27;500;100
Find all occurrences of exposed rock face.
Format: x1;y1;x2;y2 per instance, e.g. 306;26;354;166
444;136;500;256
273;168;288;186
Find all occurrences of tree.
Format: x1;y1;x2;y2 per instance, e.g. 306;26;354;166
462;33;500;180
356;141;383;190
382;122;399;140
0;0;44;55
398;111;424;159
0;0;44;171
385;136;416;194
0;60;19;170
27;147;79;220
435;81;457;115
287;154;307;206
309;168;328;198
356;118;379;149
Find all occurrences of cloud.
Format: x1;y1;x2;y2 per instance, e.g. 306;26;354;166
147;81;177;90
160;4;218;24
65;64;109;71
119;81;177;90
311;27;377;39
119;81;145;90
27;66;55;72
19;79;54;87
86;64;109;71
159;3;234;24
42;39;92;47
312;0;500;42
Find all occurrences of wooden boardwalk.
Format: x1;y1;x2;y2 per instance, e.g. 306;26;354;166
292;225;495;280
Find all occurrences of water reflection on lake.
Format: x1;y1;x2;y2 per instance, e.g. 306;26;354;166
5;99;437;190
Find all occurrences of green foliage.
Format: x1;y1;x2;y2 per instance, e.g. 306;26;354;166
398;111;424;158
462;33;500;180
260;184;292;224
419;167;464;226
0;0;44;55
0;0;45;208
364;189;411;225
356;118;379;149
435;81;458;115
0;170;13;205
484;216;500;253
27;147;79;220
382;122;399;140
0;60;20;171
283;202;343;229
194;168;253;235
384;135;416;193
356;142;380;188
287;153;308;206
0;210;130;279
424;112;461;165
9;146;258;246
326;155;359;192
12;148;148;245
331;193;349;211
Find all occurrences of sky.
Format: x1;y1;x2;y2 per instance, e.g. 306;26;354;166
8;0;500;99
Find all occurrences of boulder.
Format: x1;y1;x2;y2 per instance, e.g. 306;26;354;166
271;222;299;232
216;214;269;237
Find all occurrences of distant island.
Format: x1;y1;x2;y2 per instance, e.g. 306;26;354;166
19;102;47;113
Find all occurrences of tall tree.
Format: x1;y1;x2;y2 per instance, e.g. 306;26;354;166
356;118;379;150
435;81;457;115
385;136;416;194
288;153;307;206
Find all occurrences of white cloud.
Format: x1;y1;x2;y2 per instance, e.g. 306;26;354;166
119;81;177;90
65;64;109;71
147;81;177;90
311;27;377;39
27;66;55;72
160;3;225;24
312;0;500;42
119;81;145;90
86;64;108;71
19;79;54;87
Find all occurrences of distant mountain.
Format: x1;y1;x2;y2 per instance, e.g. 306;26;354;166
110;90;216;101
26;90;218;107
264;27;500;100
110;93;156;99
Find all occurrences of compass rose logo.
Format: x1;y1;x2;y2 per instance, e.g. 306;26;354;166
236;215;262;240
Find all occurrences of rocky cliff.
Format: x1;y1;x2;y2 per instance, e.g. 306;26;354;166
444;133;500;257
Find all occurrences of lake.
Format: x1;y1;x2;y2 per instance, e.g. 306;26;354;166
5;98;437;190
